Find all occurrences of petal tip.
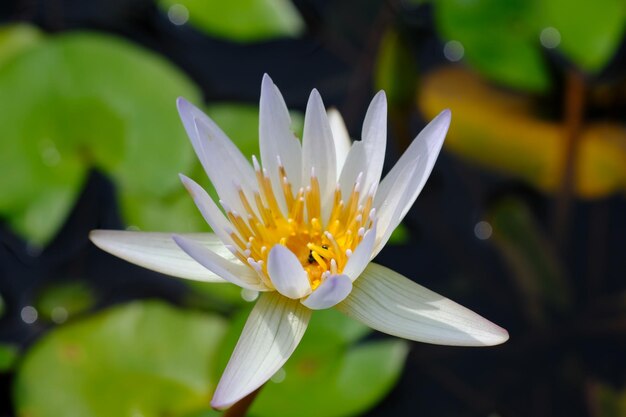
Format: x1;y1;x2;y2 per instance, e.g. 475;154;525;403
88;229;104;245
209;394;233;411
308;88;323;104
176;96;191;113
373;90;387;102
439;108;452;122
488;325;510;346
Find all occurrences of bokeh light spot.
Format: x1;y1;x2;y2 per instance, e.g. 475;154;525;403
474;221;493;240
51;306;69;324
168;4;189;26
271;367;286;383
21;306;38;324
443;40;464;62
540;27;561;49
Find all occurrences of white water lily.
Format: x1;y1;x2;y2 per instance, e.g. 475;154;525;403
90;74;508;410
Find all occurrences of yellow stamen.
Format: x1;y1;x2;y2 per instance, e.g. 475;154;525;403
221;159;375;291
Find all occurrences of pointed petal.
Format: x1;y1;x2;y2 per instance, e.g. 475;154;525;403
89;231;229;282
327;108;351;175
342;224;377;281
302;89;336;219
360;91;387;193
301;274;352;310
372;161;417;257
211;292;311;409
179;174;234;246
337;92;387;201
177;97;258;215
336;263;509;346
267;245;312;299
337;141;367;199
372;110;450;255
259;74;302;213
173;235;267;291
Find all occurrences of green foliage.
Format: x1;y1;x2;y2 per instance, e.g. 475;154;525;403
0;344;18;372
35;281;96;323
375;30;418;107
0;30;201;245
435;0;550;92
14;301;228;417
215;307;408;417
434;0;626;90
158;0;304;42
0;24;43;66
540;0;626;72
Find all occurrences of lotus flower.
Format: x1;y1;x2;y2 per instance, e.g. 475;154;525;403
90;74;508;409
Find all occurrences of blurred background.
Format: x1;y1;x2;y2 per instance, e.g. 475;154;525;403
1;0;626;416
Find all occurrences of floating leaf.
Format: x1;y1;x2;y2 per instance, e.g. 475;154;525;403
434;0;550;92
14;301;228;417
35;281;96;323
214;307;407;417
0;344;18;372
0;24;43;67
540;0;626;72
0;31;201;245
158;0;305;42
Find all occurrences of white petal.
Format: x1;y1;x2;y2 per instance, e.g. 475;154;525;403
338;141;367;199
267;245;312;299
360;91;387;194
301;89;336;220
259;74;302;213
342;224;377;281
177;98;258;215
374;110;450;253
179;174;234;246
336;263;509;346
372;161;417;257
173;234;267;291
211;292;311;409
301;274;352;310
89;231;229;282
327;108;351;175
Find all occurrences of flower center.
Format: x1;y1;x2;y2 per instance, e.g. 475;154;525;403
223;156;375;290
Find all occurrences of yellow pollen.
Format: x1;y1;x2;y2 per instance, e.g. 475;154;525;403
225;156;375;291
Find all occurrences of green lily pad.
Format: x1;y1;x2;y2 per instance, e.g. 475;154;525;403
434;0;550;92
0;24;43;67
122;103;303;235
0;31;200;245
0;343;18;372
14;301;228;417
35;281;96;323
540;0;626;72
213;306;408;417
158;0;305;42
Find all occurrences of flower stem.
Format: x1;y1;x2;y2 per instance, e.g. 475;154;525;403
553;71;586;253
221;387;263;417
